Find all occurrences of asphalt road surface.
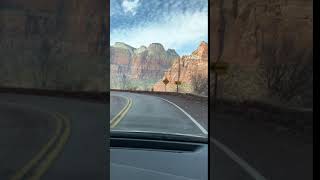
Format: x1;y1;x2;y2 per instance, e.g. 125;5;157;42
0;103;56;179
110;95;127;122
0;93;107;180
1;92;312;180
110;91;207;136
212;112;313;180
111;91;312;180
110;92;257;179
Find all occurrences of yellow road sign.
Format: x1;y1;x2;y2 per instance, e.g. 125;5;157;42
175;81;182;85
163;78;169;85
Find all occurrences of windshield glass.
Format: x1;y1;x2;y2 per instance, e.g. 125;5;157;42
110;0;208;139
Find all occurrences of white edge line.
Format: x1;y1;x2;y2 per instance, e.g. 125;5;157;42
154;97;267;180
157;97;208;135
211;138;268;180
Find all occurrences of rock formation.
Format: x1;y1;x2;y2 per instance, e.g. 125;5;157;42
210;0;313;106
153;41;208;95
110;42;179;89
0;0;108;91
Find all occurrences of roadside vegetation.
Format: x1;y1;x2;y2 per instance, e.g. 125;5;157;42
191;73;208;96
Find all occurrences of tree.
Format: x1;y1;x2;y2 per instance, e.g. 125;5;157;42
191;73;208;95
259;37;313;103
0;61;9;86
120;74;130;90
32;38;53;88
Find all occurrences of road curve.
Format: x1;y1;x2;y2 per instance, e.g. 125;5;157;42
0;103;56;180
0;93;107;180
110;91;206;137
110;92;259;180
110;95;128;121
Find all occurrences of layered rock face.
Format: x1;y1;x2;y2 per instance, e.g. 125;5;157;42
110;42;179;89
211;0;313;65
153;41;208;95
211;0;313;106
0;0;108;91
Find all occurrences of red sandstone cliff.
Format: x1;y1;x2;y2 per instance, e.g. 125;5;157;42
153;41;208;95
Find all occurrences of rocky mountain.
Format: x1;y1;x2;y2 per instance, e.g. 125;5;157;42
110;42;179;89
153;41;208;95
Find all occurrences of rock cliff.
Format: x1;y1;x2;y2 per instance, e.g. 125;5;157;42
153;41;208;95
110;42;179;89
210;0;313;106
0;0;108;91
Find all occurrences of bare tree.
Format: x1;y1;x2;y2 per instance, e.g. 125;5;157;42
0;62;9;86
191;73;208;95
120;74;130;90
32;38;53;88
259;37;313;103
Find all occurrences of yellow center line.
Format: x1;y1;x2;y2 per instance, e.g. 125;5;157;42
10;114;63;180
29;113;71;180
5;102;71;180
110;95;133;128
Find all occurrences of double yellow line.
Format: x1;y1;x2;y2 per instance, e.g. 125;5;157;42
110;96;133;128
10;112;71;180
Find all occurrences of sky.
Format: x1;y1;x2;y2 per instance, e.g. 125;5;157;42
110;0;208;56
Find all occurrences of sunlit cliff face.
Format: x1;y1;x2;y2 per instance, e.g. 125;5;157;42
110;0;208;55
110;42;180;89
153;41;208;94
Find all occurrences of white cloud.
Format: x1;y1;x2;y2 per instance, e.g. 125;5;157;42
110;10;208;55
121;0;140;15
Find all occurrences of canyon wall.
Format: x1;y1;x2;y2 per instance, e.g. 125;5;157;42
153;41;208;95
110;42;179;90
211;0;313;107
0;0;108;91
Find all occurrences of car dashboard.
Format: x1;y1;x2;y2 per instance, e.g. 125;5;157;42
110;136;208;180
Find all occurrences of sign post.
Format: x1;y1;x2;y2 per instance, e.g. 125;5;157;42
210;61;229;115
162;78;169;92
176;58;181;93
175;81;181;93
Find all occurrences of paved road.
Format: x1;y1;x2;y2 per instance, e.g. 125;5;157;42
110;92;255;179
211;111;313;180
110;91;206;137
1;92;311;180
0;103;56;179
111;91;312;180
0;93;107;180
110;95;127;121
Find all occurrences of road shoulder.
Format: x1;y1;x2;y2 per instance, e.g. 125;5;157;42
151;94;208;130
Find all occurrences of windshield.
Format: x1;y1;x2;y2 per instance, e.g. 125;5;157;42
110;0;208;140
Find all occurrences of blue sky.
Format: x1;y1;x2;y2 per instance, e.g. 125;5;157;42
110;0;208;56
